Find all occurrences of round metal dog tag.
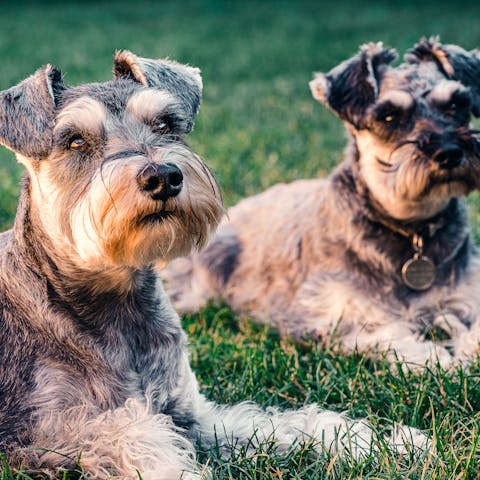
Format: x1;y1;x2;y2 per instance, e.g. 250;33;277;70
401;256;436;291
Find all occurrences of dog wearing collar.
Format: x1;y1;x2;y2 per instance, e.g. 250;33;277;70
0;51;427;479
165;38;480;368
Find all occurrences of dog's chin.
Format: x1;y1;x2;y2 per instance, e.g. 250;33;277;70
421;172;475;200
391;177;472;221
106;230;195;270
374;168;475;221
111;209;218;269
95;190;222;269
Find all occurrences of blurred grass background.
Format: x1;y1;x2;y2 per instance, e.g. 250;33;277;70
1;0;480;478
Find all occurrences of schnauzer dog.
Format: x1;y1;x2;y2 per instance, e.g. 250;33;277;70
165;38;480;368
0;52;425;479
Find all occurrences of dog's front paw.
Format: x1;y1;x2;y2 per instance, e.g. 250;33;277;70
453;327;480;363
386;338;454;371
389;424;431;454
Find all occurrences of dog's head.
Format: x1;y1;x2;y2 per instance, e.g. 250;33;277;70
0;51;223;269
310;38;480;221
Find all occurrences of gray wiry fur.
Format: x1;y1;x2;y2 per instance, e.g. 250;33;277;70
0;65;64;160
165;38;480;368
0;53;426;478
113;50;202;132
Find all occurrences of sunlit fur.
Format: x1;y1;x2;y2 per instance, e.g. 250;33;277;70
165;39;480;368
70;146;221;269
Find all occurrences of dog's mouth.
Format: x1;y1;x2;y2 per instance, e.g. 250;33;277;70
429;172;474;186
376;156;395;170
420;168;477;198
140;209;176;224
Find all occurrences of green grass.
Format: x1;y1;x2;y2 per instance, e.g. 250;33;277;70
1;0;480;478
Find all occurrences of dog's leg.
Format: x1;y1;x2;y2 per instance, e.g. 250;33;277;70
31;398;204;480
448;259;480;361
193;397;427;460
294;274;454;368
351;325;454;369
456;324;480;361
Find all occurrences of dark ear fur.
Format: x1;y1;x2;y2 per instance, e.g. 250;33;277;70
113;50;202;133
406;37;480;116
0;65;64;160
309;42;397;127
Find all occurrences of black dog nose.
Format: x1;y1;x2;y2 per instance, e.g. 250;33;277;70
433;144;464;170
137;162;183;200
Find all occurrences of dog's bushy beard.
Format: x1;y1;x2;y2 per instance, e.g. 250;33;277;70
68;152;223;269
377;129;480;203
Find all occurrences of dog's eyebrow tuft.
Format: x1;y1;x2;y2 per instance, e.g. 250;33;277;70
126;89;179;123
428;80;468;105
377;90;415;110
55;97;107;135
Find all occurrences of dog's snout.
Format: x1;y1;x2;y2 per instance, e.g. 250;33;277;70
137;163;183;200
433;144;464;169
418;132;465;170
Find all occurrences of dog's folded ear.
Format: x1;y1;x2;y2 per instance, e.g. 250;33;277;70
113;50;202;133
406;37;480;117
309;43;397;127
0;65;64;160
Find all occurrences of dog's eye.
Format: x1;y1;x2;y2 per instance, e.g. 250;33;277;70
151;117;172;135
379;111;401;125
375;103;405;126
444;101;458;115
443;93;471;118
445;102;467;116
69;136;88;152
155;122;170;135
382;114;396;123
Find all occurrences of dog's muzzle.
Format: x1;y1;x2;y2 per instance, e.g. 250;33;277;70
137;162;183;201
432;144;464;169
418;132;465;170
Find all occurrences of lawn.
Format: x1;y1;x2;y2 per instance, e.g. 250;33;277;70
1;0;480;478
